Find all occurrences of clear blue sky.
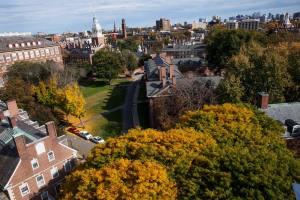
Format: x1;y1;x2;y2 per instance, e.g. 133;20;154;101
0;0;299;34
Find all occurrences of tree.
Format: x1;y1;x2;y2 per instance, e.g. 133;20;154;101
58;83;86;125
60;159;177;200
92;49;124;84
286;48;300;101
217;42;292;103
122;50;138;74
153;80;216;130
176;104;300;199
205;28;265;67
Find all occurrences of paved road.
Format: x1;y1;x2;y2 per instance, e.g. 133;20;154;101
122;75;142;133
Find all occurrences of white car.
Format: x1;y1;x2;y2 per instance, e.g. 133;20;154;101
90;136;105;144
79;131;93;140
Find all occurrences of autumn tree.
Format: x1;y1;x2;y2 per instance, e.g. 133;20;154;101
122;50;138;74
92;49;124;84
58;83;85;125
60;159;177;200
177;104;300;199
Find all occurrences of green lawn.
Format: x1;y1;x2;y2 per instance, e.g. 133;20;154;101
77;78;130;139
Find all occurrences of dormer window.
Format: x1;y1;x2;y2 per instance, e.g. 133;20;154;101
47;151;55;162
37;41;42;45
8;44;13;48
32;42;36;46
31;158;39;170
21;43;25;47
26;42;31;46
15;43;19;48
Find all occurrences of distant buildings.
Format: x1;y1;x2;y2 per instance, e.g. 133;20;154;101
0;100;77;200
156;18;171;32
294;12;300;20
122;19;127;39
192;21;207;30
225;21;239;30
238;19;260;30
0;35;63;86
161;44;206;59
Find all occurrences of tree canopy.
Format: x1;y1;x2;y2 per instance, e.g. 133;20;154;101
92;49;124;84
60;104;300;200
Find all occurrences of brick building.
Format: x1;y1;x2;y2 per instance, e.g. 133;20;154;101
0;100;77;200
0;36;63;86
156;18;171;32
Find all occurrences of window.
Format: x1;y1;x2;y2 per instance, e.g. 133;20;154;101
45;48;50;56
32;42;36;46
26;42;31;46
29;50;35;58
35;50;40;57
5;54;11;62
64;160;72;172
11;53;17;61
31;158;39;170
50;167;59;178
35;142;45;155
21;43;25;47
15;43;19;48
36;174;45;188
41;191;48;200
50;48;55;55
19;183;30;197
17;52;24;60
24;51;29;59
47;151;55;161
54;47;59;54
38;41;42;45
40;49;45;57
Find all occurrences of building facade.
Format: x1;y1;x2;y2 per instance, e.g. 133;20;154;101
161;44;206;59
225;21;239;30
156;18;171;31
0;36;63;86
238;19;260;30
0;100;77;200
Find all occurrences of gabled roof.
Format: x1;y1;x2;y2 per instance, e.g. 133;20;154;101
263;102;300;124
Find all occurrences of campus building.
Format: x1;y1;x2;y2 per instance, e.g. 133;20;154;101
0;100;77;200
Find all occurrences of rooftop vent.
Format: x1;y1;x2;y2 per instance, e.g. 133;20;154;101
32;42;36;46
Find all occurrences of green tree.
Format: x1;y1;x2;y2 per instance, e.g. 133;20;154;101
122;50;138;73
60;159;177;200
138;54;152;66
92;49;124;84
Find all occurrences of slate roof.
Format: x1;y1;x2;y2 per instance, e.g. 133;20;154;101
0;36;58;53
263;102;300;124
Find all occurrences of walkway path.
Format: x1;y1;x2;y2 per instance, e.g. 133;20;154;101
122;74;142;133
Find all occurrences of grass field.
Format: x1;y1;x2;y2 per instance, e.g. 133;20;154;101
71;78;130;139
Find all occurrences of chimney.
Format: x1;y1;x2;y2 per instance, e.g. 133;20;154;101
46;121;57;138
6;100;18;117
8;117;17;128
169;64;175;79
159;67;166;81
172;76;176;86
257;92;269;109
14;135;26;157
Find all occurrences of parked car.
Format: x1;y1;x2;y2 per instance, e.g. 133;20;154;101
90;136;105;144
79;131;93;140
67;127;80;135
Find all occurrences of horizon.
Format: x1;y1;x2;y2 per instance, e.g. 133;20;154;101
0;0;299;34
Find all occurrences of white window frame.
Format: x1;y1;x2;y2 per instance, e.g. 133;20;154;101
35;142;45;155
36;174;45;188
31;158;39;170
41;191;48;200
47;151;55;162
19;183;30;197
50;167;59;178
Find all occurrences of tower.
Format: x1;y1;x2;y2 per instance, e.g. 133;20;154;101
122;18;127;39
113;20;117;33
91;17;104;46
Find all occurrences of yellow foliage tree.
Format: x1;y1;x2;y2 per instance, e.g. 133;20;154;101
60;159;177;200
58;83;86;125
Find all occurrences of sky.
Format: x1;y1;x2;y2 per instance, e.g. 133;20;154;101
0;0;299;33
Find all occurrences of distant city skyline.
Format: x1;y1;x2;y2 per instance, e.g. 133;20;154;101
0;0;299;33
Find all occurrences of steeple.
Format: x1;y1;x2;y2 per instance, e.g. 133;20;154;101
92;16;103;38
113;20;117;33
